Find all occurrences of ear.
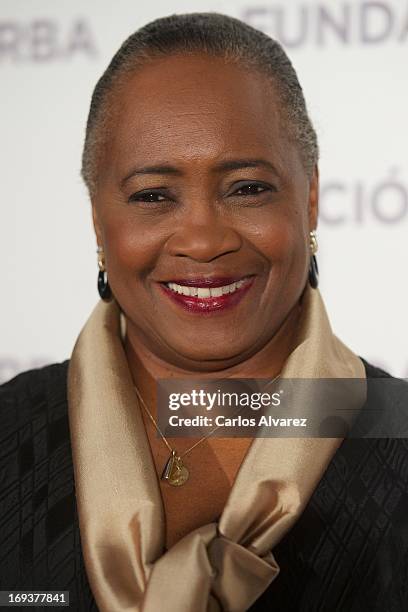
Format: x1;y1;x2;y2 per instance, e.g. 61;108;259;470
91;201;103;247
308;165;319;231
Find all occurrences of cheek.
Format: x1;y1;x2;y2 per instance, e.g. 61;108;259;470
102;214;160;283
254;216;308;314
248;211;305;267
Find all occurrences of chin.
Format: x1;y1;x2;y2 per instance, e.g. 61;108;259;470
166;340;258;369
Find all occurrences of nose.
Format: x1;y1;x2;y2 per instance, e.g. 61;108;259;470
165;203;242;262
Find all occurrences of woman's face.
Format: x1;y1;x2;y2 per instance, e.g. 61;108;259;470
92;53;318;370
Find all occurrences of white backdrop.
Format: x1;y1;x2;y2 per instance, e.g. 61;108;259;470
2;0;407;383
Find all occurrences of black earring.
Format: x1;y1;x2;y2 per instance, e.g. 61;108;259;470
98;270;112;301
96;246;112;302
308;230;319;288
308;254;319;288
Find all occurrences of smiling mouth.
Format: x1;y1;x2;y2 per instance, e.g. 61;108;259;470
158;276;255;313
164;278;247;297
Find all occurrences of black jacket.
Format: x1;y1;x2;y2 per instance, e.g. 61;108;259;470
0;359;407;611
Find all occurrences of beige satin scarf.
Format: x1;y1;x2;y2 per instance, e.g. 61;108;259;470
67;285;366;612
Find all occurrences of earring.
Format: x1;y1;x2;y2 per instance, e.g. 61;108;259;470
308;230;319;289
96;246;112;301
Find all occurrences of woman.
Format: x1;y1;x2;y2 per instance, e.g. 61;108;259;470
1;12;407;612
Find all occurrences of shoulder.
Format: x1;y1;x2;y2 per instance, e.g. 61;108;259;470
0;360;70;435
1;359;70;392
354;357;408;437
359;356;408;405
359;356;396;379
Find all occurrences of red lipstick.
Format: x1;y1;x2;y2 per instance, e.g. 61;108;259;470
158;275;255;314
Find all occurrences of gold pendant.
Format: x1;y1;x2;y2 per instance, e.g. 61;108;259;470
161;450;189;486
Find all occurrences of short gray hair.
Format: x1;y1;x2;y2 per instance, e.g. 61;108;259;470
81;12;319;198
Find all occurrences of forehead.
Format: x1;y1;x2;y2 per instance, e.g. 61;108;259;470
106;53;293;174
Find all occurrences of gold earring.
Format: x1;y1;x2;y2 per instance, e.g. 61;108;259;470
97;245;105;271
309;230;318;255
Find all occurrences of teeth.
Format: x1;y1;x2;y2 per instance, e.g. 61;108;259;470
210;287;223;297
166;279;247;297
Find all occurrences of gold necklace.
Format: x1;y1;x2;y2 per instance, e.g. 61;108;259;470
133;374;281;487
134;385;222;486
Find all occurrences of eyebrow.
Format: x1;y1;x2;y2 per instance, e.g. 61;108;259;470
120;158;279;186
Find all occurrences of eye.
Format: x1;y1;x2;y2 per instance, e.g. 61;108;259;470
128;190;167;203
232;182;274;197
